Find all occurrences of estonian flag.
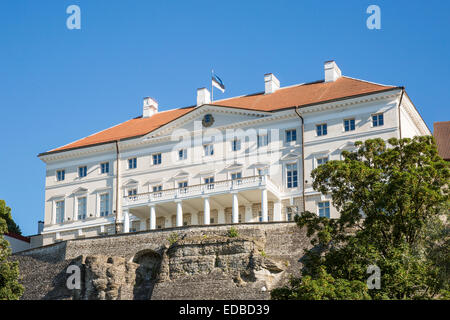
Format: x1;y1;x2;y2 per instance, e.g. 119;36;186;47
212;71;225;93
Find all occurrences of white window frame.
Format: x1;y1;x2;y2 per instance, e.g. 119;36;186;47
316;123;328;136
203;144;214;156
152;153;162;165
257;134;269;148
77;196;87;221
286;162;298;189
78;166;87;178
371;113;384;127
128;157;137;170
316;156;329;167
100;162;110;174
99;192;111;217
55;199;65;224
231;138;241;152
318;201;330;218
178;149;187;161
285;129;297;143
343;118;356;132
56;169;65;182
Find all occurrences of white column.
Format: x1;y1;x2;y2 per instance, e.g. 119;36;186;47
273;201;282;221
245;205;252;223
218;208;225;224
123;209;130;233
150;205;156;230
203;197;210;225
261;189;268;222
176;201;183;227
232;192;239;224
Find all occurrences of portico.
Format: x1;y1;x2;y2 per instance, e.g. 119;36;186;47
122;175;282;232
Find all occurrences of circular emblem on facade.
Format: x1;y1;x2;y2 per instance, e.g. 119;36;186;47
202;114;215;127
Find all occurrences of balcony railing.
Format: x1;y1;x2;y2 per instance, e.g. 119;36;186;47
123;175;280;206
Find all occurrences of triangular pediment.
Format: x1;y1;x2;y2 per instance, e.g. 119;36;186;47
123;179;139;186
72;187;88;194
280;152;301;161
142;105;271;140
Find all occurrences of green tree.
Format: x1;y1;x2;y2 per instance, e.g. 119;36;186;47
272;136;449;300
0;200;21;235
0;212;24;299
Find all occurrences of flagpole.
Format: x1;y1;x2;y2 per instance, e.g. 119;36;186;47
211;69;214;102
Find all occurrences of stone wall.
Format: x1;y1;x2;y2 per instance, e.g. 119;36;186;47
14;222;311;300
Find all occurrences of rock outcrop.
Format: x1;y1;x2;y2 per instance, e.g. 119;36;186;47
14;222;310;300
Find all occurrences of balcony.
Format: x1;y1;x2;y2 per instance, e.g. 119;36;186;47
123;175;281;208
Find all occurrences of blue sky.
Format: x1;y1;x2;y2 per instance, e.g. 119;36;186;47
0;1;449;236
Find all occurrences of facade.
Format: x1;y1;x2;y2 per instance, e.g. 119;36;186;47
433;121;450;161
38;61;430;245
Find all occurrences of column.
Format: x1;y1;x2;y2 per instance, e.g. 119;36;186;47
245;205;252;223
150;205;156;230
273;201;282;221
203;197;210;225
218;208;225;224
176;200;183;227
261;188;268;222
232;192;239;223
123;209;130;233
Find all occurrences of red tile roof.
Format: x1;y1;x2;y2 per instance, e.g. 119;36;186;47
434;121;450;160
5;232;30;243
40;76;397;155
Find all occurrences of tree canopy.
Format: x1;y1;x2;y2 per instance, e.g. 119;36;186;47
0;200;21;235
0;203;24;300
272;136;449;300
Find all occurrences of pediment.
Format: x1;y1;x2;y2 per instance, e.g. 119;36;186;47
123;179;139;186
280;152;301;161
337;141;355;150
142;105;271;140
225;162;243;171
72;187;88;194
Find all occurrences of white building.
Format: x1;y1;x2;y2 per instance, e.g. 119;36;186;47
38;61;430;245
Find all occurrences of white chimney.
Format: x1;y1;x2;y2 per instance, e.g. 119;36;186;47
324;60;342;82
143;97;158;118
264;73;280;94
197;88;211;106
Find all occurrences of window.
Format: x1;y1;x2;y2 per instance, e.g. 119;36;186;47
231;138;241;151
152;185;162;198
128;158;137;169
55;200;65;223
178;149;187;161
153;153;162;165
286;206;298;221
178;181;188;194
100;193;110;217
286;129;297;143
372;113;384;127
231;172;242;185
318;201;330;218
128;188;137;196
205;177;214;190
210;218;215;224
100;162;109;174
316;124;327;136
77;197;87;220
257;134;268;148
286;163;298;188
56;170;65;181
317;156;329;166
344;119;355;132
204;144;214;156
78;166;87;178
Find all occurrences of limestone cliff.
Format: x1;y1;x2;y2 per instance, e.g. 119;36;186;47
13;222;310;300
